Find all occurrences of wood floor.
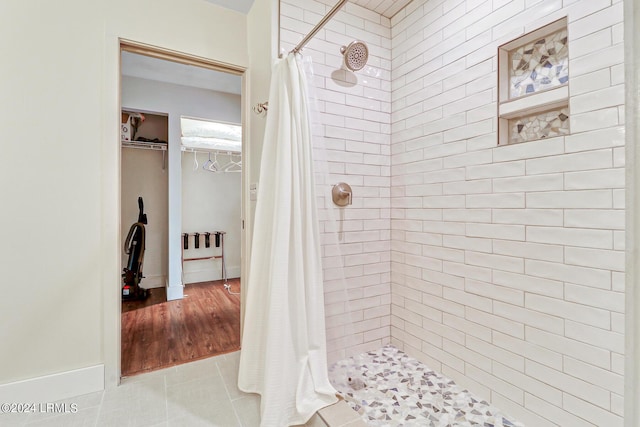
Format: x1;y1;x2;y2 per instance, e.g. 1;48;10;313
121;278;240;377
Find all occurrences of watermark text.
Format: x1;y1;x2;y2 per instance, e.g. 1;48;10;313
0;403;78;414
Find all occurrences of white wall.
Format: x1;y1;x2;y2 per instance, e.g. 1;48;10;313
0;0;247;392
0;0;104;388
391;1;624;426
244;0;280;335
281;0;392;363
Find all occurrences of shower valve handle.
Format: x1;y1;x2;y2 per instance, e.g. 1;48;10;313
332;182;353;207
342;189;352;205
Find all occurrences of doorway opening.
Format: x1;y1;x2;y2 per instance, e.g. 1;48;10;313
119;44;244;378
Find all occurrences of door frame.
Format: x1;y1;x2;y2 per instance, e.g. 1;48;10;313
103;38;249;387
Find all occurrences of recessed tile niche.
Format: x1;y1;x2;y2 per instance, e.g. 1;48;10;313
498;18;570;145
509;106;570;144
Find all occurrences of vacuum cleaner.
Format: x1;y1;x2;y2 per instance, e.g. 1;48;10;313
122;197;149;301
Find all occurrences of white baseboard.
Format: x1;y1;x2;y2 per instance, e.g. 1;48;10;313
0;365;104;404
183;266;240;285
141;274;165;289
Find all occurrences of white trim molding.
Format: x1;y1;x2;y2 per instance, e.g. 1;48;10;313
141;274;166;289
0;365;104;404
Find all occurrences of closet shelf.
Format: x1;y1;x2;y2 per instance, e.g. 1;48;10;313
122;140;168;151
181;146;241;155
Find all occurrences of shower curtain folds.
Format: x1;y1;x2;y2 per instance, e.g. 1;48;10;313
238;53;337;427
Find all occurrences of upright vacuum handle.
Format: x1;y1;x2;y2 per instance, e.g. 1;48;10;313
137;196;148;224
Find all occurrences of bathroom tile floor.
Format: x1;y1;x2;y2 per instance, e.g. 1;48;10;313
329;346;524;427
0;352;359;427
1;352;249;427
0;346;522;427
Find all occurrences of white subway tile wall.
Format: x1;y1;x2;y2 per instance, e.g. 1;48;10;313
391;1;624;426
282;0;624;425
281;0;392;363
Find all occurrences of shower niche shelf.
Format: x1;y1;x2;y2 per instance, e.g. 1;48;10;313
497;17;570;146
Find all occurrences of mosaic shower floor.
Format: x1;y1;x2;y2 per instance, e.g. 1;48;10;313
329;345;524;427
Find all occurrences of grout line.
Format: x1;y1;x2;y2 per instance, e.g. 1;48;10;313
163;373;169;425
93;389;106;427
216;361;243;426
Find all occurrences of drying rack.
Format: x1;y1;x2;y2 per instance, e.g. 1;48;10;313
181;231;226;283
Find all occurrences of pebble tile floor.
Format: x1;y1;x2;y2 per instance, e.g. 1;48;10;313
329;345;525;427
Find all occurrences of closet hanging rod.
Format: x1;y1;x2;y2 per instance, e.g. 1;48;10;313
290;0;349;55
122;141;167;151
181;147;241;155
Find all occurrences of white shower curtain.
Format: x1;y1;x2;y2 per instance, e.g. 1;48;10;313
238;53;338;426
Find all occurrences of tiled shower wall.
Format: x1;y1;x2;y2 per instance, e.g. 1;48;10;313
390;1;625;426
280;0;392;363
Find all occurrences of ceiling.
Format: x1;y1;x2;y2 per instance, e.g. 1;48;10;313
204;0;413;19
351;0;414;18
121;51;242;95
203;0;256;14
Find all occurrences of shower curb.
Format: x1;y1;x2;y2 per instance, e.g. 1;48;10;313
312;400;367;427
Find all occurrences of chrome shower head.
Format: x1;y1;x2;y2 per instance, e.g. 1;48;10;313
340;40;369;72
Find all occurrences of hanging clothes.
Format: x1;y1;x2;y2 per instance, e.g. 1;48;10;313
238;53;337;426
